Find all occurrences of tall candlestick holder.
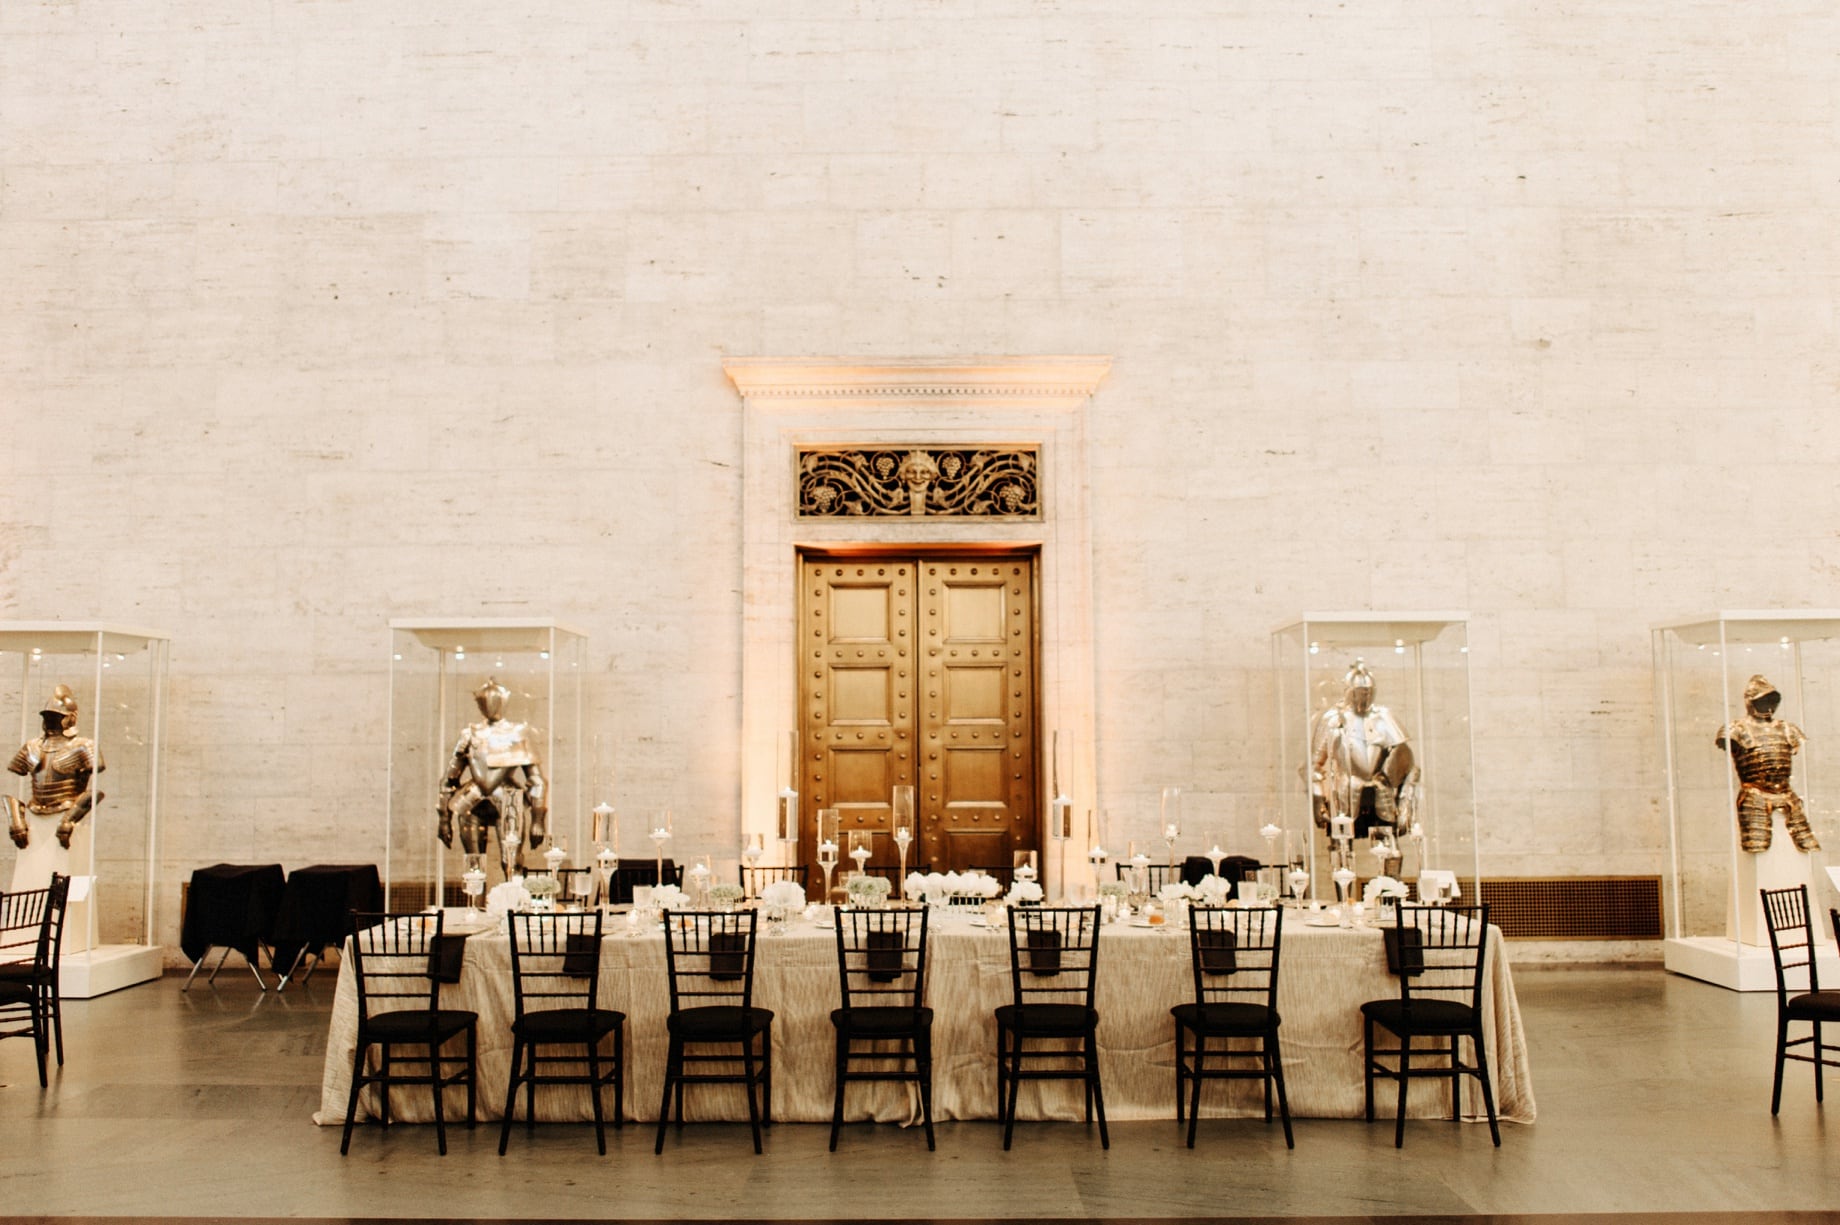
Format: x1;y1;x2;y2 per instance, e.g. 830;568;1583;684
649;810;673;892
592;800;618;906
817;808;841;905
1160;787;1183;872
891;785;915;899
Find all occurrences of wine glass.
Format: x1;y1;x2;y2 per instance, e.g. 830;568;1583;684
1126;840;1149;915
461;854;487;915
1159;786;1182;870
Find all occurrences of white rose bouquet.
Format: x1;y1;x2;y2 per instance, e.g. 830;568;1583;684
486;878;532;922
759;880;807;921
1006;877;1044;904
650;883;690;912
1195;874;1231;905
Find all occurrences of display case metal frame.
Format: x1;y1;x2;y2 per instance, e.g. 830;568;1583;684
1654;611;1840;991
0;621;168;997
1272;613;1479;906
386;619;586;913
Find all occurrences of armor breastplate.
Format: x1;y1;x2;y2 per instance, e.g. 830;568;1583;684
1724;720;1799;791
9;734;102;815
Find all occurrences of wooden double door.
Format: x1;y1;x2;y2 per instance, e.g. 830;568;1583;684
797;551;1039;885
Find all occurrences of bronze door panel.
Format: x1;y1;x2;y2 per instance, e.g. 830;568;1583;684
921;560;1036;876
801;553;1037;886
800;561;914;880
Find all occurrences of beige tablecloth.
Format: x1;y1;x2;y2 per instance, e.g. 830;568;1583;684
314;910;1536;1128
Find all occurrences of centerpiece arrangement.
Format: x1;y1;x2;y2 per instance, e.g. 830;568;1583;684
524;874;561;912
844;874;892;908
903;870;1002;908
758;880;807;935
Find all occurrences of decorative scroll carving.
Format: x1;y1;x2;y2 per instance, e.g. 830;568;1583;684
797;447;1040;519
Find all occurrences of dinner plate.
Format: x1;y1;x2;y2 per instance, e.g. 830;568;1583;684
1305;914;1340;928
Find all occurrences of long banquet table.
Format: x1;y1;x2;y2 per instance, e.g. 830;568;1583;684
314;908;1535;1130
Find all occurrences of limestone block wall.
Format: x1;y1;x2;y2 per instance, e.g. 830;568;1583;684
2;1;1837;949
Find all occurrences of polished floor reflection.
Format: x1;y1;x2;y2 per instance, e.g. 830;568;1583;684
0;964;1835;1221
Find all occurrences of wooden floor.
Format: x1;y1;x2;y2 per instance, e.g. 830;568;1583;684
0;964;1837;1221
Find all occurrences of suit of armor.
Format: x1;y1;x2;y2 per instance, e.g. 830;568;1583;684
1717;675;1817;853
439;678;547;878
6;685;104;851
1310;661;1415;838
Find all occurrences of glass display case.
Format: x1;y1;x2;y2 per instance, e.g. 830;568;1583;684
1272;614;1478;907
386;620;586;912
0;622;168;996
1654;612;1840;990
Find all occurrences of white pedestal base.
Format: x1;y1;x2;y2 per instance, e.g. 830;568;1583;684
1729;831;1816;946
1664;934;1840;992
59;945;164;998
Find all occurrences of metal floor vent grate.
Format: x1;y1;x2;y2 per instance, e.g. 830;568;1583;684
1475;875;1663;940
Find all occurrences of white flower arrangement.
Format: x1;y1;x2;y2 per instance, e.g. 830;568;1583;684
954;871;1002;899
524;874;562;897
1006;877;1044;904
905;870;1001;904
1097;880;1129;900
650;883;690;911
759;880;807;920
707;882;744;907
1363;875;1409;904
486;878;532;921
1195;874;1231;905
1158;880;1199;904
845;874;892;905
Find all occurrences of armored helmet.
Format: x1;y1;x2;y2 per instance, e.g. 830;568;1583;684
473;677;510;720
39;684;78;730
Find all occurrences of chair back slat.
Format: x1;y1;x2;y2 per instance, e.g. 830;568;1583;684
1006;906;1101;1006
347;911;449;1019
834;906;927;1008
740;865;808;896
0;885;52;967
1188;905;1282;1010
1394;904;1490;1010
507;911;603;1014
661;910;759;1010
1114;862;1182;891
1763;885;1819;995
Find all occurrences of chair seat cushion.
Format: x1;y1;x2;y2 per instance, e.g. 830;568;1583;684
512;1007;625;1042
832;1005;933;1037
1361;997;1478;1035
0;980;36;1006
666;1005;773;1040
1787;990;1840;1020
1171;1001;1278;1035
996;1002;1097;1037
362;1008;478;1042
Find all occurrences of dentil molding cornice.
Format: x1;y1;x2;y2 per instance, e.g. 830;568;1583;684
723;356;1112;401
